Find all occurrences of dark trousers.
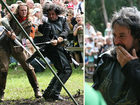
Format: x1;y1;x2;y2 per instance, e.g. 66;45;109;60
42;45;72;95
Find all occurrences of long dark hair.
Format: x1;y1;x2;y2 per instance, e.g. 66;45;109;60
43;3;65;16
112;7;140;40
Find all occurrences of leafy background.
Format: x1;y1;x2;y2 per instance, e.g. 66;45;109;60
85;0;140;34
3;0;140;34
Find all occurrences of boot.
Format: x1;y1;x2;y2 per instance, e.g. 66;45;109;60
26;69;42;98
43;77;57;100
34;88;42;98
43;88;51;100
0;72;7;102
0;92;4;102
49;93;65;101
43;88;65;101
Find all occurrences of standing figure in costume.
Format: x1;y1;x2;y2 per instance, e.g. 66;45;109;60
27;3;72;101
0;3;42;102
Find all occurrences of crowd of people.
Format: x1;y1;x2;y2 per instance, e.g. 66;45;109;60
85;22;113;76
0;0;84;70
1;1;140;105
0;0;84;102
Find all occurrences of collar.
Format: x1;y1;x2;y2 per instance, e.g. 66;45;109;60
18;16;27;23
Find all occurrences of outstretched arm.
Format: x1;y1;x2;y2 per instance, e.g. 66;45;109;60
5;30;16;40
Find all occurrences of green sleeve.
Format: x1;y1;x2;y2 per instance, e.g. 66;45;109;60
85;83;107;105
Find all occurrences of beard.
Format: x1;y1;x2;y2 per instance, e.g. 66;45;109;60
114;44;134;54
110;44;134;59
113;38;135;55
110;39;140;58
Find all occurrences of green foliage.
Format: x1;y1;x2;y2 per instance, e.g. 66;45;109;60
4;66;83;100
85;0;140;34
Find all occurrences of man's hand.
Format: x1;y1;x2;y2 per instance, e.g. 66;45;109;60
57;37;64;43
51;39;58;46
51;37;64;46
6;31;16;40
116;46;138;67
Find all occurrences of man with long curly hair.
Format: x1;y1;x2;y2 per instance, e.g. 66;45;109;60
27;3;72;101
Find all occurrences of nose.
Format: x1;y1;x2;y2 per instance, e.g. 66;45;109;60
113;37;121;45
50;14;53;18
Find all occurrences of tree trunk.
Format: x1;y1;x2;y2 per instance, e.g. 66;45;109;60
137;0;140;9
128;0;133;6
113;0;116;12
101;0;108;27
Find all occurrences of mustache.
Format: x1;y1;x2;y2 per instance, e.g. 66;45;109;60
114;44;126;49
114;44;134;54
110;44;127;57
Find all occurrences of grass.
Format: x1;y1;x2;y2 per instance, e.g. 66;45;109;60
86;82;93;87
4;65;83;101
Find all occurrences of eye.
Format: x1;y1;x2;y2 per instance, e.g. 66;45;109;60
119;34;125;38
120;35;124;37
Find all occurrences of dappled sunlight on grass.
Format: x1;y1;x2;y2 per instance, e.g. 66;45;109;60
4;66;83;101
